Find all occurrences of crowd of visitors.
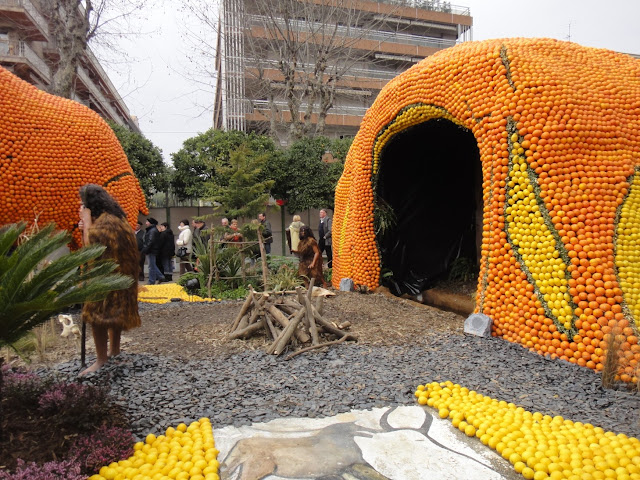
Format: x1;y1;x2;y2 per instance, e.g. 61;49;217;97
134;210;334;287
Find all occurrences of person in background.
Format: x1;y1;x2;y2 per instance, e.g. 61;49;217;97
218;217;231;247
157;222;175;282
192;219;208;267
297;225;329;288
318;209;333;268
134;220;145;281
78;184;140;375
224;218;244;246
176;219;193;275
257;212;273;254
286;215;304;256
142;217;163;285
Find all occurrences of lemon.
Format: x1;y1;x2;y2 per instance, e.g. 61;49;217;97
146;433;157;445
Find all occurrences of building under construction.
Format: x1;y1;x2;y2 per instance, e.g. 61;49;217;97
0;0;139;131
213;0;472;144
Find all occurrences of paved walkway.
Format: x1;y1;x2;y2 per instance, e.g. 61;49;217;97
213;405;521;480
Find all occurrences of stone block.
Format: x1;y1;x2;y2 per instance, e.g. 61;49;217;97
339;278;355;292
464;313;493;337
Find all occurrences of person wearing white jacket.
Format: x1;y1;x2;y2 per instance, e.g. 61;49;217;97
176;219;193;275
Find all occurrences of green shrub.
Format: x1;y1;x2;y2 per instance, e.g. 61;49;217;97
268;264;303;291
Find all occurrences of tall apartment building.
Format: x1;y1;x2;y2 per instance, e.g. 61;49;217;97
214;0;472;143
0;0;138;131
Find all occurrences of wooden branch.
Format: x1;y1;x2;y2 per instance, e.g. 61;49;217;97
246;293;268;326
266;304;310;343
247;306;263;326
304;278;319;345
285;335;353;360
271;310;306;355
230;290;254;332
257;229;268;291
304;293;319;346
315;295;324;316
264;312;279;340
295;286;311;331
313;307;357;341
236;313;250;331
306;277;315;302
229;319;266;339
278;300;303;310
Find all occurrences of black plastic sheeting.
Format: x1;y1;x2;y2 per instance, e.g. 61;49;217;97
376;118;481;297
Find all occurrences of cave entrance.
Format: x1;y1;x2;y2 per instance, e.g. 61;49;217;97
375;118;482;297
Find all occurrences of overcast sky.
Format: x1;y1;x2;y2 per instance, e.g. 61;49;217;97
105;0;640;163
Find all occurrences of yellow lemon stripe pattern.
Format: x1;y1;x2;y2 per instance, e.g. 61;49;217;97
415;382;640;480
138;283;218;304
615;167;640;330
89;418;220;480
505;124;577;339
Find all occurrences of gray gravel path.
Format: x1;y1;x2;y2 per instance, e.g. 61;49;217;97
48;333;640;441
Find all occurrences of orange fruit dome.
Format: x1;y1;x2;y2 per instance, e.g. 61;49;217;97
0;66;148;249
333;38;640;380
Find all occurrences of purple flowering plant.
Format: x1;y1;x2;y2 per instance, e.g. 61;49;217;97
0;459;85;480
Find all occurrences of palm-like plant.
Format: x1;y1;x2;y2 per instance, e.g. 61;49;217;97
0;222;134;349
1;222;135;441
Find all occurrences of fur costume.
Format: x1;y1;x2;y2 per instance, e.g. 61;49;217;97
297;237;324;287
82;212;141;330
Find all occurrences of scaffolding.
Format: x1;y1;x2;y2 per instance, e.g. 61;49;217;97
221;0;247;132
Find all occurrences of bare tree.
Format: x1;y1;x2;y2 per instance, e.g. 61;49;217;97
40;0;149;98
247;0;388;139
182;0;406;142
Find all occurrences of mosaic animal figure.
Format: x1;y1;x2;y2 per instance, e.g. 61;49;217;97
333;38;640;380
58;314;81;350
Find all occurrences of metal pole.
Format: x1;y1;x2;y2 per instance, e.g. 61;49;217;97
81;320;86;368
281;207;286;256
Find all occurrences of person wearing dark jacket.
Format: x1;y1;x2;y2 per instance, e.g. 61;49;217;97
191;219;208;263
157;222;175;282
141;217;163;285
134;221;145;281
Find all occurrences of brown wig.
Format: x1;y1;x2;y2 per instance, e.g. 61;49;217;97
299;225;315;240
79;184;126;220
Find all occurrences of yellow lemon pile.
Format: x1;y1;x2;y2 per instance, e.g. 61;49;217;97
415;381;640;480
138;284;218;304
89;418;219;480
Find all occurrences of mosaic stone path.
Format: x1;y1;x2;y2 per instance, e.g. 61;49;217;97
213;406;521;480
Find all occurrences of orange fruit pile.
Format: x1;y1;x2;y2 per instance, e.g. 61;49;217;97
0;66;148;248
333;38;640;379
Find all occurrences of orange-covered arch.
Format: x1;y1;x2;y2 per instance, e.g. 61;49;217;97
0;67;148;248
333;38;640;380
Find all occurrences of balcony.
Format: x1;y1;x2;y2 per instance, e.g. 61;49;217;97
0;38;50;81
248;15;457;51
76;65;123;124
251;99;369;117
83;46;131;119
378;0;470;16
246;58;399;81
0;0;49;41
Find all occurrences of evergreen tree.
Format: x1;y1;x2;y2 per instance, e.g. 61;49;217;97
205;145;275;220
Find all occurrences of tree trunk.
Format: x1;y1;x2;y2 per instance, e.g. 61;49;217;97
46;0;92;99
257;229;268;291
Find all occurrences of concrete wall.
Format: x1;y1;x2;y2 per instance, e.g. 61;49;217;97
141;206;332;258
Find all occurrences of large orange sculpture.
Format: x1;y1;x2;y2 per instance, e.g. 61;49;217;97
0;66;148;248
333;38;640;380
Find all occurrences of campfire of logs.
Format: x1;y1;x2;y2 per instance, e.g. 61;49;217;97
228;279;357;359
